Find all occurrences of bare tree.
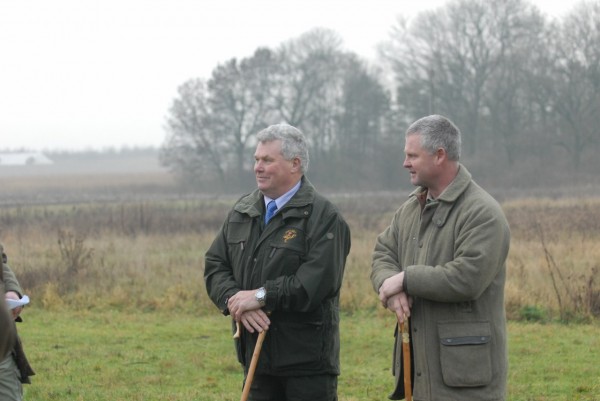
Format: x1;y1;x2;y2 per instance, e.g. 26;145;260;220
274;28;345;158
335;55;393;184
484;0;546;164
207;48;280;185
546;1;600;169
382;0;543;156
161;79;228;184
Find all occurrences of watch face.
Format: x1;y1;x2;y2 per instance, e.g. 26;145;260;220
256;287;266;305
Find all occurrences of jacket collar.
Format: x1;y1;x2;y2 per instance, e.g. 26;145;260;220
410;164;472;227
234;176;315;219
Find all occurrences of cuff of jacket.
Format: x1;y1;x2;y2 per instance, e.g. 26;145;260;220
264;281;278;312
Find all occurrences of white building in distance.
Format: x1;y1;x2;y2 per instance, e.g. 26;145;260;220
0;152;54;166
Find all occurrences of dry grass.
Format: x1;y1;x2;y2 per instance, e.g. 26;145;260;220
1;182;599;322
503;198;600;321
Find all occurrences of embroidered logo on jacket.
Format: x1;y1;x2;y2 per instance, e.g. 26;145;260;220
283;229;297;243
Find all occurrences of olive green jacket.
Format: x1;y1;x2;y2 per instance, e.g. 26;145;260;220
371;165;510;401
205;177;351;376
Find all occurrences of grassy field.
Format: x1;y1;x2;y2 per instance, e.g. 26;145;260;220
1;173;599;400
17;308;599;401
3;195;598;322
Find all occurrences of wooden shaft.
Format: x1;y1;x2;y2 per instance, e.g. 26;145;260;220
400;318;412;401
233;321;241;339
240;329;267;401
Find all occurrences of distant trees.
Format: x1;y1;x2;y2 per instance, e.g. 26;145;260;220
162;28;393;191
545;1;600;169
162;0;600;192
381;0;546;157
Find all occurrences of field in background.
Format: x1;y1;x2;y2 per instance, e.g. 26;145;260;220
1;168;599;399
1;170;598;322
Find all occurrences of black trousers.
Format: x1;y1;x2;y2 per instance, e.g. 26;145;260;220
246;373;338;401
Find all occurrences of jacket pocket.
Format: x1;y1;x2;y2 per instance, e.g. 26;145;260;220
226;220;252;276
266;234;306;276
270;320;324;371
438;321;492;387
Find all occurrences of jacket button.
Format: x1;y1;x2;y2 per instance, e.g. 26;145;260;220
416;372;422;377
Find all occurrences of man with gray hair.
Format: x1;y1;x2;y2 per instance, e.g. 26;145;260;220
205;123;351;400
371;115;510;400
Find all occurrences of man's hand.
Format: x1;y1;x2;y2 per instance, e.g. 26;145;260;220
379;272;405;307
228;290;261;321
385;292;412;323
239;309;271;333
5;291;22;320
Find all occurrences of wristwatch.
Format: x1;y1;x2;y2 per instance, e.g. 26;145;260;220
255;287;267;307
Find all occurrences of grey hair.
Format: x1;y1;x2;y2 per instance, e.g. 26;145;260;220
406;115;461;161
256;124;310;173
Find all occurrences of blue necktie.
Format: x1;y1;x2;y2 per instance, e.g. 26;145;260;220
265;200;277;225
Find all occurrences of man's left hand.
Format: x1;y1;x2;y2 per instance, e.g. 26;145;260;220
228;290;261;321
5;291;22;320
379;272;404;307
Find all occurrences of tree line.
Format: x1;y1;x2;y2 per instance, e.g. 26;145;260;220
160;0;600;194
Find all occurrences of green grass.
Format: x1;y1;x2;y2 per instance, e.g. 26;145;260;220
17;308;599;401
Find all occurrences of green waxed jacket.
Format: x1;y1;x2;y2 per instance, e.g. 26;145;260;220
371;165;510;401
205;177;351;376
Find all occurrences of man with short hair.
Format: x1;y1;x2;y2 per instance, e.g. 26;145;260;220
205;123;351;401
371;115;510;401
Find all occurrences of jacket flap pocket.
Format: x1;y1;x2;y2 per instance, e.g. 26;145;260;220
441;335;490;346
437;321;493;387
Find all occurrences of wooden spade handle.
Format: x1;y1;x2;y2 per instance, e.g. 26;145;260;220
240;329;267;401
400;318;412;401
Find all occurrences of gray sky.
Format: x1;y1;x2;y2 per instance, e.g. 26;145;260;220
0;0;572;151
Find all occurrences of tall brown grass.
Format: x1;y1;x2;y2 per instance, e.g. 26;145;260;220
503;198;600;321
1;187;598;322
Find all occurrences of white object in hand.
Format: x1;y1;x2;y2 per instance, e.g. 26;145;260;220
6;295;29;310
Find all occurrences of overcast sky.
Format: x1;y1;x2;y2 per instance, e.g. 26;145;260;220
0;0;573;151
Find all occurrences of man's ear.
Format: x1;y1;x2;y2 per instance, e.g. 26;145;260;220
435;148;447;165
291;157;301;172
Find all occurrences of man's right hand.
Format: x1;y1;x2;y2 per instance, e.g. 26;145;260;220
386;292;412;323
239;309;271;333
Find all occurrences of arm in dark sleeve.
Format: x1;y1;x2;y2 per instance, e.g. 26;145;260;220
204;219;241;315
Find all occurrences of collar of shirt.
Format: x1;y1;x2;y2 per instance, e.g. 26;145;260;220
264;180;302;211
